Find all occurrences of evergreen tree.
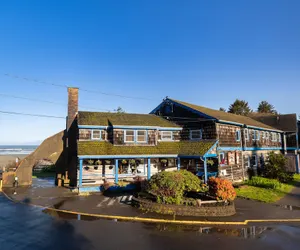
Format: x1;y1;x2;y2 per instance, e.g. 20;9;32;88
257;101;277;114
228;99;252;116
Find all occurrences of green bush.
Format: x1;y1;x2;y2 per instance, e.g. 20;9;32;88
246;176;282;189
263;152;294;183
146;170;204;205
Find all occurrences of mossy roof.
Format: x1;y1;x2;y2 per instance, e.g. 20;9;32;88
78;111;180;127
169;98;280;131
78;140;215;156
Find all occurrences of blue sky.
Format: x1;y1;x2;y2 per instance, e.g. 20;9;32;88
1;0;300;144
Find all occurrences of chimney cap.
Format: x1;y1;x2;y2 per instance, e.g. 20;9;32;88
68;87;79;90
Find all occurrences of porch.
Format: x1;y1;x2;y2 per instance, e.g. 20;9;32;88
77;155;218;191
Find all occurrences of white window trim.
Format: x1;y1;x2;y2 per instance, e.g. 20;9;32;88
160;131;173;141
266;132;269;141
278;133;282;143
256;131;260;141
124;130;135;143
190;129;202;140
262;131;265;139
252;130;256;140
244;129;249;141
91;129;102;140
136;130;147;143
252;155;257;167
219;152;225;166
236;130;241;142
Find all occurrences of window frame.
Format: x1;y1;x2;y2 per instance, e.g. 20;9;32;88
124;130;135;143
136;130;147;143
219;152;226;166
252;155;257;167
278;133;282;143
91;129;102;140
190;129;202;141
236;130;241;142
161;131;173;141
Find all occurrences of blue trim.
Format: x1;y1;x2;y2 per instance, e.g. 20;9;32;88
159;127;182;131
177;157;181;171
78;125;107;129
204;140;219;157
164;99;216;120
218;147;242;151
244;147;282;151
286;147;298;150
79;186;102;193
296;133;299;150
203;157;208;183
115;159;119;184
218;120;243;127
150;102;165;114
79;159;83;187
147;158;151;180
78;154;178;159
205;154;218;157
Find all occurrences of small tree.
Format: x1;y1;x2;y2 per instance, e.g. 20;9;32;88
228;99;252;116
115;107;125;113
257;101;277;114
219;107;226;112
263;152;293;183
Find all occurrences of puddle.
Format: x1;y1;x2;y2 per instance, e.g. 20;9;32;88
42;207;271;239
143;223;271;239
32;177;55;188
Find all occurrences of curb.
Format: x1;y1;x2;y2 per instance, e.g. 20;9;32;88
2;190;300;226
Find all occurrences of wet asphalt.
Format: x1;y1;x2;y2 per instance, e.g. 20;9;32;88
1;178;300;250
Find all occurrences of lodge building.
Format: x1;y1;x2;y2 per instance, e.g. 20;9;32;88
62;88;299;192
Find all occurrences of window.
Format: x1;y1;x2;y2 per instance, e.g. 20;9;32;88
252;155;257;167
79;129;92;140
244;129;249;141
219;152;226;165
256;131;260;140
236;130;241;141
252;130;256;140
278;133;282;143
161;131;173;141
92;130;101;140
125;130;135;142
190;129;202;140
271;132;277;142
137;130;147;142
266;132;269;141
244;155;250;168
262;131;265;139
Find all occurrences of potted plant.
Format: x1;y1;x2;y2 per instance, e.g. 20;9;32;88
129;159;137;174
94;160;102;170
160;159;168;168
87;159;94;165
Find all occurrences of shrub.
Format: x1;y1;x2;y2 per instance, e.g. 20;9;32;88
246;176;282;189
263;152;294;183
179;170;202;192
147;171;185;205
208;177;236;201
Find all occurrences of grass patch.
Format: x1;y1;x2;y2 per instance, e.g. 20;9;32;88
236;174;300;203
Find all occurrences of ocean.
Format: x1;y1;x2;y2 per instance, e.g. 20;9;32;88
0;145;38;155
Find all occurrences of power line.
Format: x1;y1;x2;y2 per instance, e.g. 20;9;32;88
4;73;160;101
0;110;65;119
0;93;112;112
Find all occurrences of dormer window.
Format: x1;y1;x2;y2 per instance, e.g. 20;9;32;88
124;130;147;143
137;130;147;142
161;131;173;141
92;130;101;140
190;129;202;140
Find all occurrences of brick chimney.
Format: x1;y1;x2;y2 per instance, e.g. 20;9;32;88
67;87;79;131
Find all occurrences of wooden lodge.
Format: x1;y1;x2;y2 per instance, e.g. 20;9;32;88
62;88;300;192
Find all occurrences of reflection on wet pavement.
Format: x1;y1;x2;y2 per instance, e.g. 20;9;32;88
2;192;300;250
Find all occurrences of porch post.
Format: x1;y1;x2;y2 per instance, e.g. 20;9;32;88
177;157;181;171
79;159;83;188
204;157;208;183
115;159;119;184
147;158;151;180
